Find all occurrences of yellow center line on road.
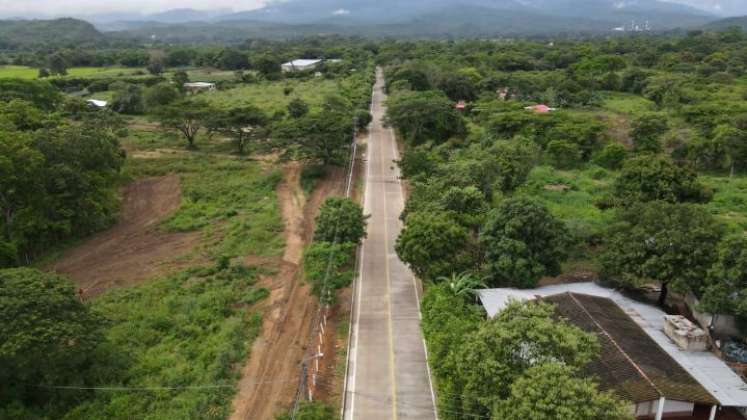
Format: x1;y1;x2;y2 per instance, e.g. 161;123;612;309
378;114;399;420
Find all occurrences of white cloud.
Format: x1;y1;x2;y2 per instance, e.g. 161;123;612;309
332;8;350;16
0;0;267;17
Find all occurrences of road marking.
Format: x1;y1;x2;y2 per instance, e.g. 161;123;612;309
387;97;439;420
379;115;399;420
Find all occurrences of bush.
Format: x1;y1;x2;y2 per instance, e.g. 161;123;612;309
546;139;581;169
592;142;627;170
314;197;367;245
303;241;355;303
355;109;373;130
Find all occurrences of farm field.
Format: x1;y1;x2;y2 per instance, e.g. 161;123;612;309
203;77;343;112
0;65;145;79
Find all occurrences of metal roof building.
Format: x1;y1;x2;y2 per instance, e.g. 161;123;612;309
478;282;747;420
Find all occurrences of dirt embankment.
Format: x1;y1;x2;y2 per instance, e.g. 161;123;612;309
230;163;345;420
46;175;200;297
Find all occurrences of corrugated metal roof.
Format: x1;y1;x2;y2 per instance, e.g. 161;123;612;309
478;282;747;407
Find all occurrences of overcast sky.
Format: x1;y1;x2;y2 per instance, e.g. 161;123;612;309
0;0;745;17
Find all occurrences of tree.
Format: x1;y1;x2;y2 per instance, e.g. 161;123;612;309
158;100;211;149
206;105;269;154
216;48;249;70
47;53;67;76
601;201;723;306
385;90;466;145
480;197;569;288
275;98;354;165
146;56;164;75
110;83;144;115
287;98;309;119
387;65;431;91
446;301;598;417
144;82;180;109
438;73;479;102
612;155;711;205
631;114;667;153
37;68;50;79
0;268;104;406
314;197;367;245
172;70;189;92
546;139;582;169
253;55;281;79
303;241;355;304
592;142;627;170
713;124;747;177
0;131;44;262
493;363;632;420
396;211;475;281
700;236;747;317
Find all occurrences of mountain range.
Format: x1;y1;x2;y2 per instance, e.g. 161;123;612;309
2;0;746;45
87;0;718;39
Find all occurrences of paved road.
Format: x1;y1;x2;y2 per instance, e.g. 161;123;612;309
343;68;438;420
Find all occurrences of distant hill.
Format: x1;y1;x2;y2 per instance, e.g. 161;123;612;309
0;18;104;49
704;15;747;31
216;0;713;29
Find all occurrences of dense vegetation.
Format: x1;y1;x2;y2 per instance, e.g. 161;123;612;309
382;29;747;418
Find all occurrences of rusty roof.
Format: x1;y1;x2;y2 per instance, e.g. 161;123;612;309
544;292;718;405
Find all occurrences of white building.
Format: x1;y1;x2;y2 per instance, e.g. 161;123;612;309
281;59;323;73
183;82;216;93
86;99;108;108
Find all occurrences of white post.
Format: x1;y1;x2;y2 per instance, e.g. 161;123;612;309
655;397;666;420
709;405;717;420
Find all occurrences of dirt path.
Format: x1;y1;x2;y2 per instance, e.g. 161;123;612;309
46;175;200;297
230;163;345;420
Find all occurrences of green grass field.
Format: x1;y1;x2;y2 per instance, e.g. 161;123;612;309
62;263;267;420
203;78;342;112
0;65;145;80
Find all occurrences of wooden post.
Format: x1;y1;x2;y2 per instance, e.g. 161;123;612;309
709;405;718;420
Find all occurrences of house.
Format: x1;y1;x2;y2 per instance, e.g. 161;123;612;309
455;100;467;110
183;82;216;93
524;104;556;113
86;99;108;108
281;59;323;73
477;282;747;420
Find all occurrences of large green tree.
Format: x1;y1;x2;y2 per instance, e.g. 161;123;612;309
445;301;598;418
385;90;465;145
207;105;269;154
480;197;569;288
396;211;475;281
700;235;747;317
601;201;723;305
612;154;711;205
313;197;367;245
492;362;632;420
158;100;211;149
0;268;104;407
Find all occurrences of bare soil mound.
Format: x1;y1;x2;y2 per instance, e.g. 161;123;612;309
46;175;200;296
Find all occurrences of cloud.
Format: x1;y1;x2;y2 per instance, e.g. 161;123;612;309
0;0;267;16
332;8;351;16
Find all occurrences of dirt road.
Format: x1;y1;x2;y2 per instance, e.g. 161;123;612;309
343;69;437;420
47;175;200;296
230;163;345;420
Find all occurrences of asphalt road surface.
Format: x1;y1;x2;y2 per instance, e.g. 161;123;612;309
343;68;438;420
